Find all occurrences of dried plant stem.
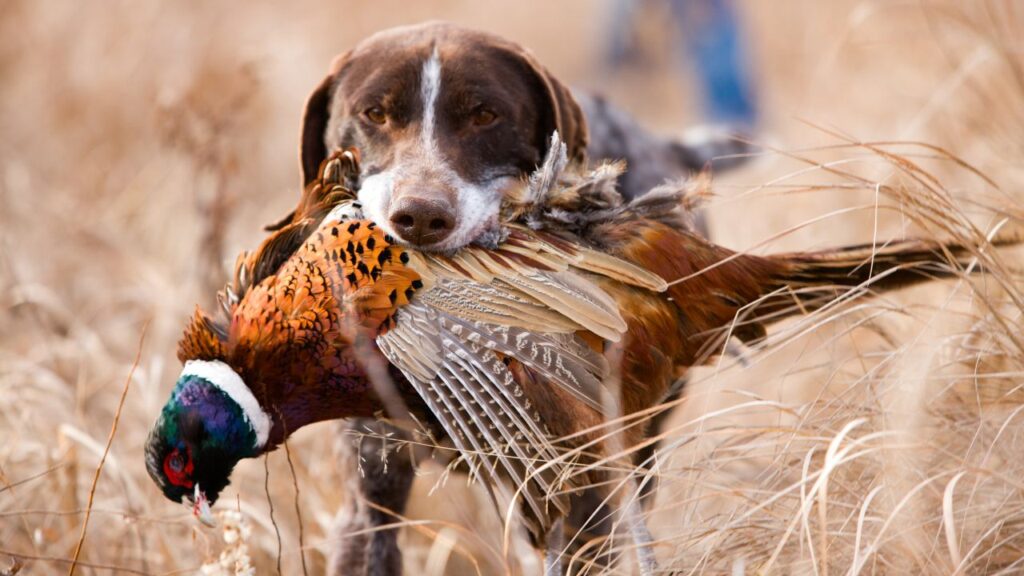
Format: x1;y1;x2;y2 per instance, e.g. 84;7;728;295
67;320;149;576
282;439;309;576
264;453;283;576
0;464;67;494
5;549;152;575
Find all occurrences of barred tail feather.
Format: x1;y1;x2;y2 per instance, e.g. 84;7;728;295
762;238;1000;321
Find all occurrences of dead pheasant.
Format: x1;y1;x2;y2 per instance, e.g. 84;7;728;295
146;143;1005;573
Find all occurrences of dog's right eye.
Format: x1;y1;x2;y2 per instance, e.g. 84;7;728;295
363;106;387;125
470;108;497;127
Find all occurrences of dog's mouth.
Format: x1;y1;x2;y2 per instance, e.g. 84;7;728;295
357;166;516;255
428;213;505;254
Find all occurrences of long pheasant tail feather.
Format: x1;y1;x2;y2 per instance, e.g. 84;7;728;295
763;237;1012;320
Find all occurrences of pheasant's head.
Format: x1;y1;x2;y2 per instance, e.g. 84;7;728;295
145;359;270;510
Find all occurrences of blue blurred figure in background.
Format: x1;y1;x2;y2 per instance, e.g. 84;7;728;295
605;0;758;128
577;0;758;237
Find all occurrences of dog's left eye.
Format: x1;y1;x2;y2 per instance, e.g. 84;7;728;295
471;108;497;127
364;106;387;125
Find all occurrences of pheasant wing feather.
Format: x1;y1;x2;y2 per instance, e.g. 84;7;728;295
417;278;581;333
379;303;574;532
438;314;607;411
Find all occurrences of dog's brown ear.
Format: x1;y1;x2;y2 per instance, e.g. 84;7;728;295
512;48;588;166
299;52;351;186
546;72;588;165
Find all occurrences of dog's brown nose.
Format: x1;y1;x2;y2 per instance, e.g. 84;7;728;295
388;196;456;246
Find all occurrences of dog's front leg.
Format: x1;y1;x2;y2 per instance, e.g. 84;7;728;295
329;419;416;576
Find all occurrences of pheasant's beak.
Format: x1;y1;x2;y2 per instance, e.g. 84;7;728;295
192;484;216;527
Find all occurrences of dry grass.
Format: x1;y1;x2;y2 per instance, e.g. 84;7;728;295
2;0;1024;574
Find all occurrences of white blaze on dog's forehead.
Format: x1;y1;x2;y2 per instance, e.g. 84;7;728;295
420;47;442;149
180;359;271;449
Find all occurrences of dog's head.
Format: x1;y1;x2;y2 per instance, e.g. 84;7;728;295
299;22;587;251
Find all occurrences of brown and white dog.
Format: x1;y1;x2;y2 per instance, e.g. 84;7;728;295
296;21;748;575
298;21;744;254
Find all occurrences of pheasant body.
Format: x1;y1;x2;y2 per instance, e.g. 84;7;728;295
147;144;1006;542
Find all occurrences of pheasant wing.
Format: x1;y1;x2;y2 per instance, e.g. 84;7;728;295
377;301;578;534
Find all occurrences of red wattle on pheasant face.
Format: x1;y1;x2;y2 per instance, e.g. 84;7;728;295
162;447;194;488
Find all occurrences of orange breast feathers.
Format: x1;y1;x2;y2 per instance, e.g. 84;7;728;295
231;219;424;346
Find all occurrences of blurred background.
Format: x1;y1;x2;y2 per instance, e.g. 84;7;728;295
2;1;1024;574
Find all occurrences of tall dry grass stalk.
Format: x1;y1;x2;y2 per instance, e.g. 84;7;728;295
2;0;1023;574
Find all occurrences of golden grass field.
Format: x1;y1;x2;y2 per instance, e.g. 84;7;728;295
2;0;1024;574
